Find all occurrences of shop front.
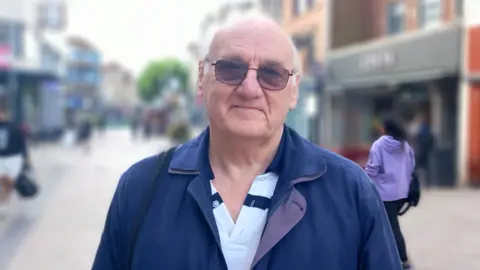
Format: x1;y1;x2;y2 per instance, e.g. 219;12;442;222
290;32;324;144
324;23;462;184
0;67;60;126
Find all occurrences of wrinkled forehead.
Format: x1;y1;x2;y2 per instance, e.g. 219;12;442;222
209;26;294;68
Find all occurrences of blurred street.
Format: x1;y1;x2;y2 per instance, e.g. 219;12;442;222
0;129;170;270
402;189;480;270
0;128;478;270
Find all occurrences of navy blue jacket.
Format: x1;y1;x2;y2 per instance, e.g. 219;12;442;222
92;126;402;270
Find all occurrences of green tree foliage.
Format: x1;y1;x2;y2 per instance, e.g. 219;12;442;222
137;57;190;102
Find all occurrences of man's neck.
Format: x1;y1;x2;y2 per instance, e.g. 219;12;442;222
209;127;283;181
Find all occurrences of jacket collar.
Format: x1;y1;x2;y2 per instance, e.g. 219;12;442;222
169;125;327;182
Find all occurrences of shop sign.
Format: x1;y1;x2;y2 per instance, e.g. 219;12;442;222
359;51;396;72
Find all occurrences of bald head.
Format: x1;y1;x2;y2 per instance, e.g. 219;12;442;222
206;15;302;73
197;14;302;140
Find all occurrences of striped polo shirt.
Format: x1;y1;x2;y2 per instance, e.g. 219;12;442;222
207;134;285;270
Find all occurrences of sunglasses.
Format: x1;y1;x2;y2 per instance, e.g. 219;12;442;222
208;59;295;91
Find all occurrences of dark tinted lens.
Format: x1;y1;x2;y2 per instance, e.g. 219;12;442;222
214;60;248;85
258;66;290;90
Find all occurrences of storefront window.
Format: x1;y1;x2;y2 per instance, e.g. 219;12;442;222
331;96;345;148
11;24;24;58
0;22;24;58
387;2;405;35
0;25;8;44
418;0;443;28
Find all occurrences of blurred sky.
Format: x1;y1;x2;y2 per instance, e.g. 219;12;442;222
66;0;224;75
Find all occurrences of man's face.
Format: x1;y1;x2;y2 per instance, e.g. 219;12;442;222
197;22;300;138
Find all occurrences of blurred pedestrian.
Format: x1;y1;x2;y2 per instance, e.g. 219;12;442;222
93;14;401;270
98;115;107;137
77;116;93;153
366;117;415;270
0;106;29;215
142;114;153;140
130;116;139;140
412;113;435;187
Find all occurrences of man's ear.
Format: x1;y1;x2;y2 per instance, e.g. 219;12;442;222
289;74;301;110
197;60;205;98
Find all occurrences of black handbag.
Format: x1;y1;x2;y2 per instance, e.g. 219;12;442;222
15;165;39;198
398;171;421;216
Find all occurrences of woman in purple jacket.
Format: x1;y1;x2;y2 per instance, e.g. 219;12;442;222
366;117;415;270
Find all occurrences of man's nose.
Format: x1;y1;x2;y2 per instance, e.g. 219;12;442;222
238;69;263;98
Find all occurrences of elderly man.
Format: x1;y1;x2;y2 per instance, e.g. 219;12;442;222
93;16;402;270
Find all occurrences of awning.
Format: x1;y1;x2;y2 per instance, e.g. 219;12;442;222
325;23;462;91
0;68;60;85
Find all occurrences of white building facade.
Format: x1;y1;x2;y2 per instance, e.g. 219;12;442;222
101;62;138;109
0;0;67;140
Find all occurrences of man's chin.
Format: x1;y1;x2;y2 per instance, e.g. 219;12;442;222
225;120;269;138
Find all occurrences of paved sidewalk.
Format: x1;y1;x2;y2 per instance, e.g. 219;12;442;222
1;129;170;270
401;188;480;270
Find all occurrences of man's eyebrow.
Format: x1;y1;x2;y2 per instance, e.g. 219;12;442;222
261;59;286;67
216;54;288;67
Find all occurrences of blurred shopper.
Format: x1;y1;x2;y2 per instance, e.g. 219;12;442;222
366;117;415;270
130;115;139;140
412;113;434;187
142;114;153;140
0;107;29;215
98;115;107;137
77;116;93;153
93;15;401;270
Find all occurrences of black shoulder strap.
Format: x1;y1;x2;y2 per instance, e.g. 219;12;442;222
127;147;176;270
